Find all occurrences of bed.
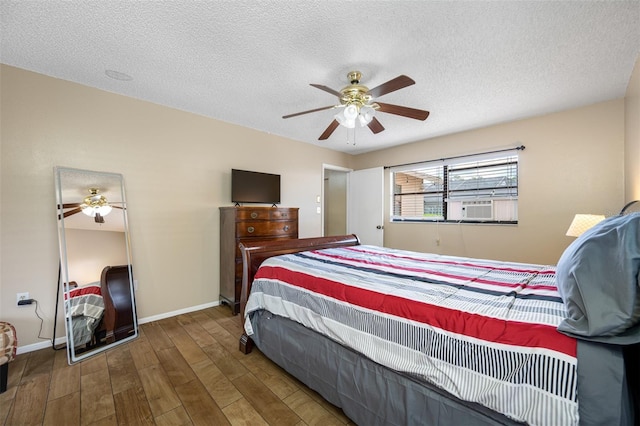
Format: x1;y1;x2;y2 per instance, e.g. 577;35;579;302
238;213;640;426
65;282;105;347
65;264;135;349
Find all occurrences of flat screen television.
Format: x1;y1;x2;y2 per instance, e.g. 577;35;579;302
231;169;281;205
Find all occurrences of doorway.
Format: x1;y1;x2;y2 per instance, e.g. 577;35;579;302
322;165;384;246
323;165;349;237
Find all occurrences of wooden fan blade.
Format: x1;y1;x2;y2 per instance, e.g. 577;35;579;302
111;205;125;210
366;75;415;98
62;207;82;218
367;117;385;134
283;105;335;119
376;102;430;121
319;120;340;140
310;84;342;98
61;203;81;208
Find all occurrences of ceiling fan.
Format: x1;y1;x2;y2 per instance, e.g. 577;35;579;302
58;188;123;223
283;71;430;140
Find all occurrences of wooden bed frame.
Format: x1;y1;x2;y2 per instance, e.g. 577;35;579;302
100;265;135;343
238;234;360;354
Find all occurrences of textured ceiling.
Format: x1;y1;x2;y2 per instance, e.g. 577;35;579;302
1;1;639;154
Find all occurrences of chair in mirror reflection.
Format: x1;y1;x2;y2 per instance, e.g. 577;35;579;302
55;167;138;364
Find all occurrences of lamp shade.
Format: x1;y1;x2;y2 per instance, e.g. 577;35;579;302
358;105;375;126
335;105;356;128
565;214;605;237
335;104;375;129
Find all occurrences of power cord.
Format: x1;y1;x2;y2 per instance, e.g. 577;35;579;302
34;300;48;340
21;299;46;340
22;298;65;349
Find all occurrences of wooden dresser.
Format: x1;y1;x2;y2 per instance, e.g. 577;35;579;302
219;206;299;314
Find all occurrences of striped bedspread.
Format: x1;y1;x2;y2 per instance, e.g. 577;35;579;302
65;283;104;320
244;245;578;426
65;284;105;345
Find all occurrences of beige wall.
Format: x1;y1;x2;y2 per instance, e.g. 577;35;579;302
65;229;128;285
0;65;351;348
352;100;625;265
625;55;640;201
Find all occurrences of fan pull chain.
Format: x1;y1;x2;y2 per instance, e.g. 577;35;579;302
346;127;356;146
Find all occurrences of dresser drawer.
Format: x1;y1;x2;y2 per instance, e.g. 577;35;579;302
235;208;299;221
270;209;298;220
235;209;271;220
236;220;297;238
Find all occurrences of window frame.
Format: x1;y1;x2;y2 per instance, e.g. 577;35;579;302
390;154;519;224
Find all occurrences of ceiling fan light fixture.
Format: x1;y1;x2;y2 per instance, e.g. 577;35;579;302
336;116;356;128
81;204;112;217
344;104;358;120
358;105;375;126
80;188;112;217
336;104;375;129
335;105;357;128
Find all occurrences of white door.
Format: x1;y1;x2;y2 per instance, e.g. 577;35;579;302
348;167;384;246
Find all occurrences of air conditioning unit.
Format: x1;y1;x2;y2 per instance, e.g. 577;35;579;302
462;200;493;220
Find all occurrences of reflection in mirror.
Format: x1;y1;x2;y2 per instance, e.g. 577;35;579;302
54;167;138;364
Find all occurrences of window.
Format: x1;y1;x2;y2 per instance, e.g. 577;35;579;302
391;154;518;223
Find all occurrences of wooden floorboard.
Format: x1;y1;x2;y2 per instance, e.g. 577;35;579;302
1;306;354;425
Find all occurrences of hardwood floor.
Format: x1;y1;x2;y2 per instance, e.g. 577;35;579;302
0;306;354;425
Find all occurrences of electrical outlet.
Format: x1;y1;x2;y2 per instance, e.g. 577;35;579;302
17;292;30;305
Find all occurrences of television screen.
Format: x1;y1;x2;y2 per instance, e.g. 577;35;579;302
231;169;281;204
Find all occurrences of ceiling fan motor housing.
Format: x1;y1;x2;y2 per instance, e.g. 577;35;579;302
340;71;372;109
83;188;109;208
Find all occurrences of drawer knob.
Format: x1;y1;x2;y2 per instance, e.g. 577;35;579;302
247;226;255;233
283;225;289;231
251;212;258;219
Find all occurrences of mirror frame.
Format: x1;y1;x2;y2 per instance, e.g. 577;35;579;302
54;166;138;364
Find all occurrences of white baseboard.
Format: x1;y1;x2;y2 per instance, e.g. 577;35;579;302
137;300;220;325
16;300;222;355
16;337;68;355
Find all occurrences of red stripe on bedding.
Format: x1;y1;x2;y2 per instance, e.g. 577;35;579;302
314;249;558;291
65;285;102;300
255;265;576;357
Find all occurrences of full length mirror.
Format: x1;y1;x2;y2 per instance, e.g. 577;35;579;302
55;167;138;364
